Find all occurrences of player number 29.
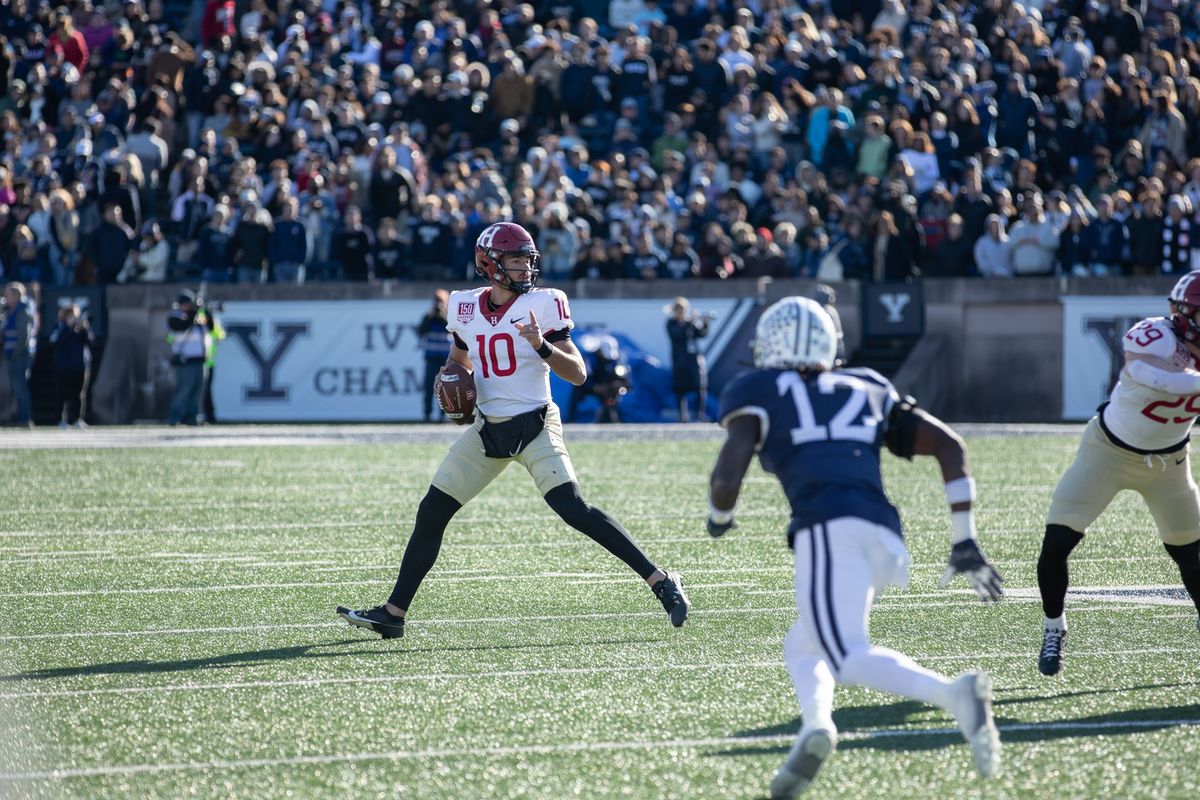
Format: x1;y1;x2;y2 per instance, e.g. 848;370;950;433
1127;323;1164;347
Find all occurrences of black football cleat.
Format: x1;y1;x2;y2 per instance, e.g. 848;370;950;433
337;605;406;639
652;571;691;627
1038;627;1065;676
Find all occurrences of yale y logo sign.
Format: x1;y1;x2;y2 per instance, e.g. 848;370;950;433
878;293;912;323
225;322;310;400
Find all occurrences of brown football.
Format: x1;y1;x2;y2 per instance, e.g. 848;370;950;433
437;362;476;424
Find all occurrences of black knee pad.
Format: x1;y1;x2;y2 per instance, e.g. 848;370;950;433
1164;539;1200;568
1039;524;1084;561
544;482;592;528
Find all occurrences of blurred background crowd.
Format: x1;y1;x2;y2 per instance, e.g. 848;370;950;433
3;0;1200;287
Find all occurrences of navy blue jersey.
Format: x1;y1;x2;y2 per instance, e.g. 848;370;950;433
718;366;903;542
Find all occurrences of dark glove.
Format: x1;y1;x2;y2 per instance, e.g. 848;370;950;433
938;539;1004;601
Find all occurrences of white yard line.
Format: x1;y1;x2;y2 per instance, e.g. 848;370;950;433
0;717;1193;782
1;592;1190;644
1;646;1196;702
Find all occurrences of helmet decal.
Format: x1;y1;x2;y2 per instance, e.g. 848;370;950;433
752;297;839;371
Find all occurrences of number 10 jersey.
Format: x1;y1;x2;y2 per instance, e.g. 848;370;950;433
446;286;574;417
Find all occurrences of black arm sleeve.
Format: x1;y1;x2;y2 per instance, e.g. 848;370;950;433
883;395;920;461
453;333;468;350
545;328;571;343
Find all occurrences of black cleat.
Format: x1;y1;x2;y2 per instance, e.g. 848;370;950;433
337;605;406;639
652;571;691;627
1038;627;1065;676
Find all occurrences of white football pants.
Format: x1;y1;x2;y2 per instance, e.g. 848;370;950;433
784;517;955;734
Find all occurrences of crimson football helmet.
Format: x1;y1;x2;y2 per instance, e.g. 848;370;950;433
475;222;540;294
1169;270;1200;343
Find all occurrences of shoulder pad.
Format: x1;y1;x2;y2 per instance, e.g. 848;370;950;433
838;366;895;392
1122;317;1178;360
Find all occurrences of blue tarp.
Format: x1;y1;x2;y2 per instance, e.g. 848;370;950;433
551;326;717;423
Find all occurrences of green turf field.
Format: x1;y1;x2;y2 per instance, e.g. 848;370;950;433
1;429;1197;799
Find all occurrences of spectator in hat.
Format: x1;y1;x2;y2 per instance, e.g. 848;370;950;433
742;226;787;278
1009;193;1062;276
807;88;854;168
974;214;1013;278
118;220;168;282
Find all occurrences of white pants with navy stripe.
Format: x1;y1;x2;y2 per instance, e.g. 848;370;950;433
784;517;955;735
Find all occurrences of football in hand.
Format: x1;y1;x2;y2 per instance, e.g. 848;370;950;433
437;363;476;424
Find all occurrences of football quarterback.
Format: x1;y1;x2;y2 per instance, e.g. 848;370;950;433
1038;271;1200;676
337;222;690;639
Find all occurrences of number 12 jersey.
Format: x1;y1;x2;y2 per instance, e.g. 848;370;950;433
719;366;904;541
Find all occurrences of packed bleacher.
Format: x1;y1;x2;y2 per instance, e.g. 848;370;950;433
3;0;1200;286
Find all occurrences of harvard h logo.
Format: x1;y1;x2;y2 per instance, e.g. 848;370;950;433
226;322;310;401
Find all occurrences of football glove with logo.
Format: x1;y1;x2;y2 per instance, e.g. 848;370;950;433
939;539;1004;601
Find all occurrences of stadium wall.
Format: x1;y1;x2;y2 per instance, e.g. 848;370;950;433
6;277;1182;424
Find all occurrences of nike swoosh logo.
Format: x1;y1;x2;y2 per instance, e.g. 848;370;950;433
509;317;525;324
1177;457;1188;465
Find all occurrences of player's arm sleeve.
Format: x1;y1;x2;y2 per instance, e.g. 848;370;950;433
541;289;575;336
718;375;769;451
545;328;571;343
1124;357;1200;396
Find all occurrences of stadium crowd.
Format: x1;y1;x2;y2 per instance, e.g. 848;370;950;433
2;0;1200;285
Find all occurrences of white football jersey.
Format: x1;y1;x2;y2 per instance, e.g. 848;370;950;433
446;286;575;417
1104;316;1200;450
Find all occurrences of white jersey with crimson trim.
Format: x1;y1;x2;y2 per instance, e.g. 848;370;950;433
1104;315;1200;451
446;286;575;417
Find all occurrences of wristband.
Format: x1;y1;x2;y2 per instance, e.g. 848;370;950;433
536;341;553;359
708;499;735;524
951;509;977;543
945;476;976;505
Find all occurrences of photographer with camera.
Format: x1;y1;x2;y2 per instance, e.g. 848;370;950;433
165;290;217;426
665;297;712;423
49;303;95;428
